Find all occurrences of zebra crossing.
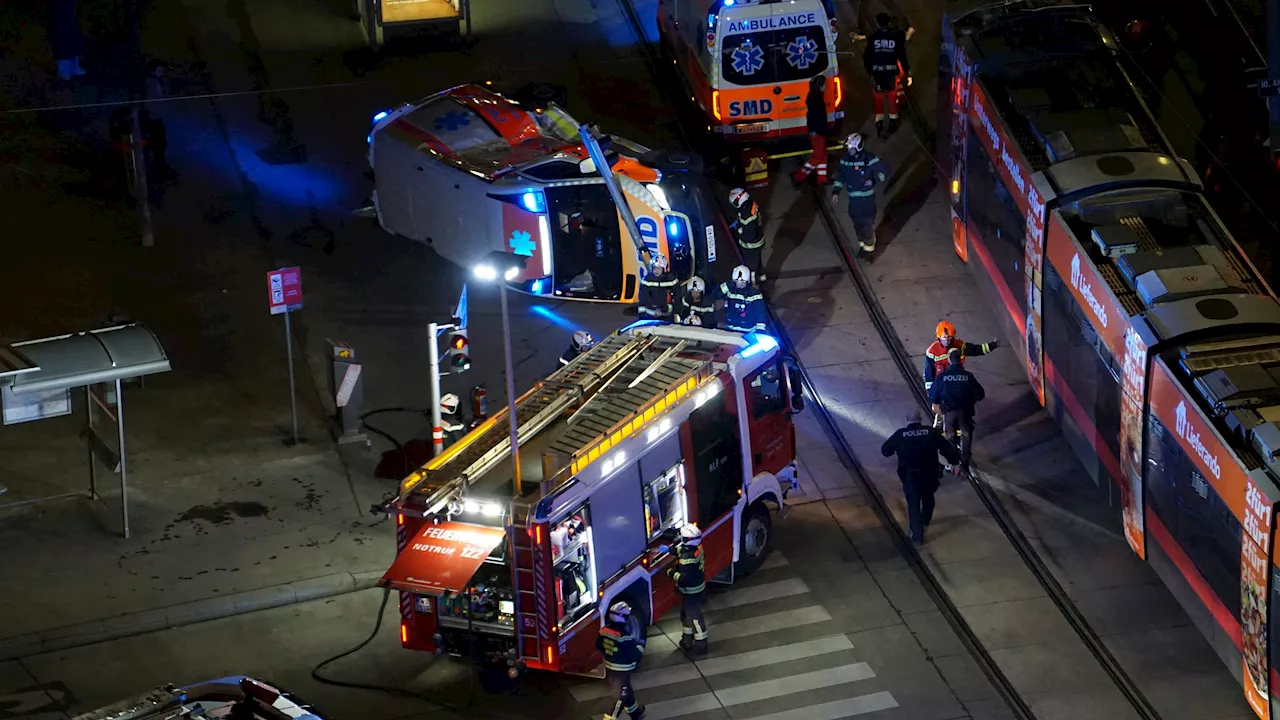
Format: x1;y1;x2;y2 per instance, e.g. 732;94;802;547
569;552;900;720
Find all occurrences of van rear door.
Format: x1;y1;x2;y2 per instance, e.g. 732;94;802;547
717;5;832;135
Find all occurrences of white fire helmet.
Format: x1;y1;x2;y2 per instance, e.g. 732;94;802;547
651;253;670;273
688;276;706;294
440;393;460;415
680;524;702;546
685;314;702;326
608;600;633;624
845;132;864;153
728;188;750;208
731;264;751;286
573;330;595;352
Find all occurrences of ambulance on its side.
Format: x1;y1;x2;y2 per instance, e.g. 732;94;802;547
659;0;844;141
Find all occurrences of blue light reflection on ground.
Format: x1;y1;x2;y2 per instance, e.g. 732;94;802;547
225;136;346;207
530;304;578;330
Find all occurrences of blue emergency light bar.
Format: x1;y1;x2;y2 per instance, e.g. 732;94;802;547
521;191;547;214
740;333;779;357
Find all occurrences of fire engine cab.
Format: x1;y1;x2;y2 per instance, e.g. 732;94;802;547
379;322;802;676
366;84;717;303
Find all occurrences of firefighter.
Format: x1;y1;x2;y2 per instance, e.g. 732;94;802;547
830;133;888;255
677;276;717;328
639;253;678;321
881;409;959;544
923;321;1000;390
728;188;766;281
791;75;830;186
929;347;986;473
440;393;467;448
717;265;767;333
559;330;595;367
596;600;647;720
863;12;911;139
667;524;708;655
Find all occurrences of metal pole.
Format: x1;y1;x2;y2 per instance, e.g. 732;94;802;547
500;284;522;494
1269;0;1280;158
116;379;130;539
85;386;97;499
124;0;154;247
429;321;444;456
578;125;650;263
285;310;299;445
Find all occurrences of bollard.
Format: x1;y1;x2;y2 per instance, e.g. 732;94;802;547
742;147;770;189
328;339;368;445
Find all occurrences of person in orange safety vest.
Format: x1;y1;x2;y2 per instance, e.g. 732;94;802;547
923;321;1000;390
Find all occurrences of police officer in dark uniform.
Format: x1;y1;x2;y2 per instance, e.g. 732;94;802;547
928;347;986;472
596;600;647;720
677;276;717;328
863;12;911;138
638;253;678;321
830;133;889;255
881;408;959;543
717;265;767;333
667;524;708;655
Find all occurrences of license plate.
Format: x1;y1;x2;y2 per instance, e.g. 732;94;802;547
736;122;770;135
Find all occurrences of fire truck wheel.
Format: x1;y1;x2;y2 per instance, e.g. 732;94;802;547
735;502;772;576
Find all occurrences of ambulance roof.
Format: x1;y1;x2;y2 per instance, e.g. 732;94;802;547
384;84;584;181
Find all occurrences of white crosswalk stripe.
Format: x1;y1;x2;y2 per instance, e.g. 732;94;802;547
575;550;900;720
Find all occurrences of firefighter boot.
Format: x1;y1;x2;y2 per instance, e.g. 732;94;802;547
691;638;709;656
875;120;886;140
679;635;695;652
630;706;647;720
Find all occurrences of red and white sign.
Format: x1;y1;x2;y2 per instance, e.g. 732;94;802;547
267;267;303;315
381;522;507;593
335;364;362;408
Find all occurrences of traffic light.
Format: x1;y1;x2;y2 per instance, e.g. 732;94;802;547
446;326;470;374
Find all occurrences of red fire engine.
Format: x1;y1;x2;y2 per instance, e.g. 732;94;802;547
379;322;802;676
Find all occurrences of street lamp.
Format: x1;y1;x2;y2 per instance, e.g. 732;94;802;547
472;251;527;495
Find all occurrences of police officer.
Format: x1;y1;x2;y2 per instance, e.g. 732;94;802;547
666;524;708;655
596;600;647;720
728;188;767;281
717;265;767;333
830;133;889;254
559;330;595;368
923;320;1000;391
638;253;678;321
440;393;467;447
677;276;717;328
929;347;986;472
881;408;959;544
863;12;911;139
791;75;830;186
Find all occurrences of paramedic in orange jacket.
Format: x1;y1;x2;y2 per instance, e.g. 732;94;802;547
923;321;1000;390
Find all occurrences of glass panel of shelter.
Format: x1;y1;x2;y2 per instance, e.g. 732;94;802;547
550;504;597;626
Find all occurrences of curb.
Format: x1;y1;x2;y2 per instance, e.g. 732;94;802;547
0;570;383;662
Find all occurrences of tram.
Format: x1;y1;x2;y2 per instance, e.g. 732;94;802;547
941;2;1280;717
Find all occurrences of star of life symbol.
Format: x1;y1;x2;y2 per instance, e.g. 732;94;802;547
731;41;766;76
509;229;535;257
784;36;818;69
435;110;472;132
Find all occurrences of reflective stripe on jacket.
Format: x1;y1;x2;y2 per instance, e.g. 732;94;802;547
831;153;888;198
596;624;643;672
922;338;995;387
672;544;706;595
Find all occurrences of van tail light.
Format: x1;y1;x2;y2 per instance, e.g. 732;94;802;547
711;91;722;121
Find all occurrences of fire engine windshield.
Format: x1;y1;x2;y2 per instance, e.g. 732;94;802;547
720;23;830;87
547;184;625;300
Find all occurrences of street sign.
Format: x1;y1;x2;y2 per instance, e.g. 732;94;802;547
454;283;469;329
1260;77;1280;98
267;267;304;315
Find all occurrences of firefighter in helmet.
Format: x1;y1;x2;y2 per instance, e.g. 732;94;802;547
717;265;767;334
677;276;716;328
667;524;708;655
830;132;888;255
596;600;647;720
440;393;466;448
638;253;678;321
924;320;1000;390
559;329;595;367
729;188;767;281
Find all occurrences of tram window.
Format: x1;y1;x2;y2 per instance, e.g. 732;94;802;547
1042;261;1123;471
747;363;786;419
688;385;742;526
965;125;1027;314
1145;415;1243;623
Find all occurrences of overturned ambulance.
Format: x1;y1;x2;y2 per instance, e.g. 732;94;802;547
367;84;721;303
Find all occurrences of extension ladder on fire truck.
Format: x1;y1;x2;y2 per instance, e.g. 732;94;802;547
508;499;542;665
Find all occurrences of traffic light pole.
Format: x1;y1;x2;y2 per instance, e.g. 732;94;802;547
428;321;444;456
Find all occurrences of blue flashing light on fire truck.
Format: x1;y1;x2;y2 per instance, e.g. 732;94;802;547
941;1;1280;716
379;323;803;676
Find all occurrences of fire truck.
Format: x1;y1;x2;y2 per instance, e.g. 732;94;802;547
379;322;803;676
366;84;719;304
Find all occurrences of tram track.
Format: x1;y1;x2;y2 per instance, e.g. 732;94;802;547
610;0;1169;717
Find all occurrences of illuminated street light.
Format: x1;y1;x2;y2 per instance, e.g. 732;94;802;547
471;251;528;494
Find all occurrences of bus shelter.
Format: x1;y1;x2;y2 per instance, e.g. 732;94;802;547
356;0;472;50
0;324;170;538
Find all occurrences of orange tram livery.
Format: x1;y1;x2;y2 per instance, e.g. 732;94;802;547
941;1;1280;716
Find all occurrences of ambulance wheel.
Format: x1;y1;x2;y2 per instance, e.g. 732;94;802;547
734;502;772;576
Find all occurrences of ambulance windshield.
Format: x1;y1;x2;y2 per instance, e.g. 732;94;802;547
720;21;829;86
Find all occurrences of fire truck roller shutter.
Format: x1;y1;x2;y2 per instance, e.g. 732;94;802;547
639;431;686;537
590;460;650;584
